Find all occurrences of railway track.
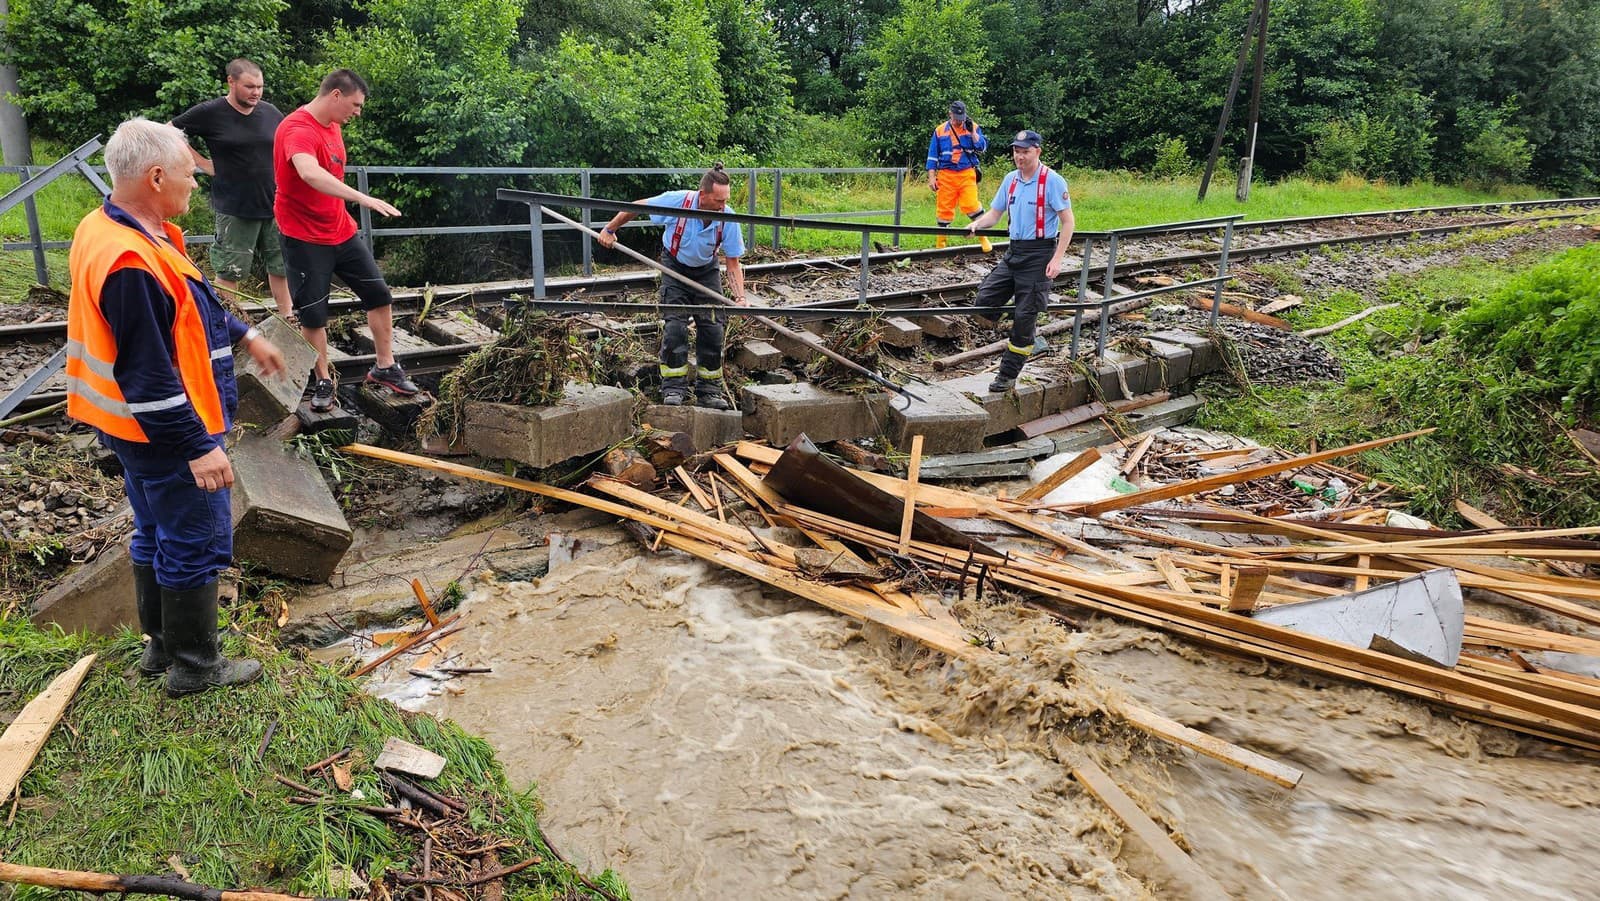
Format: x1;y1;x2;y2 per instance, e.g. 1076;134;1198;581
4;197;1598;418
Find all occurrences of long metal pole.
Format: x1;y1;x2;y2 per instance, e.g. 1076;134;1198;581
580;170;594;276
1198;0;1265;201
892;169;904;249
356;167;374;248
859;230;872;302
536;205;921;400
1097;233;1118;357
772;170;783;251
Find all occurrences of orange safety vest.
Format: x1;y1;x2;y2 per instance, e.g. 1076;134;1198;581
935;121;979;169
65;208;226;442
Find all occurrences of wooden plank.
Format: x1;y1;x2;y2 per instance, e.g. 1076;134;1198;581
1119;432;1158;476
899;435;924;555
1226;566;1270;613
1019;402;1107;438
1186;296;1291;329
351;615;462;678
1454;500;1508;530
1118;706;1302;789
1070;429;1436;516
1016;447;1102;504
410;579;441;627
1071;759;1232;901
676;466;714;511
0;654;96;803
1153;553;1195;594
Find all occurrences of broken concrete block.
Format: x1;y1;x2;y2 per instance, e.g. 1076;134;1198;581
230;432;353;582
770;330;821;363
1252;567;1465;667
1142;337;1193;386
756;369;797;385
352;384;434;437
875;316;924;348
741;382;887;447
1094;351;1157;402
642;404;744;452
910;314;963;339
942;373;1046;436
1046;394;1202;455
882;381;989;454
30;540;135;635
730;339;784;371
415;310;499;346
375;736;446;779
1145;330;1221;376
233;314;316;428
352;324;435;355
465;382;634;468
1037;370;1091;416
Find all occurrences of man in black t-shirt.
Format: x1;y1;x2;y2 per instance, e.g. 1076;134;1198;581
172;58;291;317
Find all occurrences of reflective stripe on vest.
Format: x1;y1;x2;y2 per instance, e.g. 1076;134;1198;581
1006;167;1051;239
668;194;723;261
65;208;227;442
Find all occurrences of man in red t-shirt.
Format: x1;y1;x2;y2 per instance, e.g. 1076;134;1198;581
274;68;416;412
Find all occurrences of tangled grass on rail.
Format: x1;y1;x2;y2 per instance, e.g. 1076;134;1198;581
420;312;592;442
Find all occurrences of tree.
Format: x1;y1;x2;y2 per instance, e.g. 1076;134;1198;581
765;0;896;114
7;0;289;139
707;0;794;160
860;0;990;166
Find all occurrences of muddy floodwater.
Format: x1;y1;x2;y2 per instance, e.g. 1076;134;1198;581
371;535;1600;899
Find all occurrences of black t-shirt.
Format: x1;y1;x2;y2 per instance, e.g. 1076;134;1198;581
172;97;285;219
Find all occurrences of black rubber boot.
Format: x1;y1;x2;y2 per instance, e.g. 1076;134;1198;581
694;379;732;411
134;563;170;677
660;375;690;406
163;580;262;698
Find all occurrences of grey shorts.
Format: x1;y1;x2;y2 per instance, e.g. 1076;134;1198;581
211;212;286;281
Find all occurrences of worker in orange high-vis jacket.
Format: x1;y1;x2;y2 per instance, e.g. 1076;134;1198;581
66;118;285;698
926;100;991;252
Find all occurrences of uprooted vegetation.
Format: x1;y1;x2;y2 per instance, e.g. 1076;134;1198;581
1199;239;1600;527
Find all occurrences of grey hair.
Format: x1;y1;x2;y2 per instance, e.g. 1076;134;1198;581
104;117;192;186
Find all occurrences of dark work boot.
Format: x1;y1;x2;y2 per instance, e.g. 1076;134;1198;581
133;563;170;677
163;580;262;698
694;369;732;411
989;342;1030;393
660;374;690;407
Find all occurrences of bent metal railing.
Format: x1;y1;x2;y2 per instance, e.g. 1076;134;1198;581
497;188;1242;360
1;163;909;286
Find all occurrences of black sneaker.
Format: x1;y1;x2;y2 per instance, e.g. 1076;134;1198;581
367;363;419;395
309;377;337;413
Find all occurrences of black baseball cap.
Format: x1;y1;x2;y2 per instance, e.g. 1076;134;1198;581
1010;130;1042;148
949;100;967;117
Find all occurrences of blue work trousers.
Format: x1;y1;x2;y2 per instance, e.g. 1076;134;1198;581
114;434;233;590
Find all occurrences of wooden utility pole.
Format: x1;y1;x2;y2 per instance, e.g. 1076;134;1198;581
1198;0;1268;201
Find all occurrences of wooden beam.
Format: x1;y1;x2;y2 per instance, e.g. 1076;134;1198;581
1226;566;1270;613
1069;429;1435;516
0;654;95;804
899;435;924;555
676;466;714;511
1071;759;1233;901
1016;447;1101;504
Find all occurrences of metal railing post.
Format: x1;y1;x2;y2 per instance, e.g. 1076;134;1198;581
745;169;758;246
580;170;594;277
772;169;783;251
355;167;374;248
530;204;546;299
892;169;904;249
859;230;872;302
1211;219;1235;328
1098;232;1119;357
1073;236;1093;358
22;166;47;285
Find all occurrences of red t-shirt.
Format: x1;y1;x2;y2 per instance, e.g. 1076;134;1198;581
273;107;358;245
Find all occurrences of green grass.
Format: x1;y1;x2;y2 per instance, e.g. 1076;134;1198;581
0;614;629;899
1196;235;1600;527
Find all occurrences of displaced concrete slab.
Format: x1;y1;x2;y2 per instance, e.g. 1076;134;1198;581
1142;337;1193;386
1038;370;1092;417
920;435;1057;480
875;317;924;348
730;339;783;371
415;310;499;346
353;324;436;355
465;382;634;468
1044;394;1203;455
770;329;821;363
231;433;353;583
642;404;745;452
1145;330;1222;376
1094;351;1157;402
352;384;435;437
741;382;887;447
30;540;135;635
234;314;316;428
943;373;1046;435
910;314;963;339
1252;568;1465;667
882;381;989;454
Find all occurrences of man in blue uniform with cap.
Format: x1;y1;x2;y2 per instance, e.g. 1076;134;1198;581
966;130;1074;392
596;163;747;410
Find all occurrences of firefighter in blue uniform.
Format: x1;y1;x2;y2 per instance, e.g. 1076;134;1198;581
596;164;747;410
65;118;285;697
965;130;1075;392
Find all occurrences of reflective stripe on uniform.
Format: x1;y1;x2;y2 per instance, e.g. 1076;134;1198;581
66;338;118;381
659;363;690;377
64;373;135;419
697;367;722;380
1006;341;1034;356
127;393;190;413
210;345;231;360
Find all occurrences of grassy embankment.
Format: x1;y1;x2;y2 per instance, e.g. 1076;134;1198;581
0;612;629;899
1194;232;1600;528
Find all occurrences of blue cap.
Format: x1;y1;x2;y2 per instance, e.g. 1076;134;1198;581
1010;130;1042;148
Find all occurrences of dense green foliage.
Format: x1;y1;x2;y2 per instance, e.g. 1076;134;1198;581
860;0;991;165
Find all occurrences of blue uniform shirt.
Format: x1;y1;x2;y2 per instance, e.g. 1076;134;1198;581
989;168;1072;240
645;189;746;267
